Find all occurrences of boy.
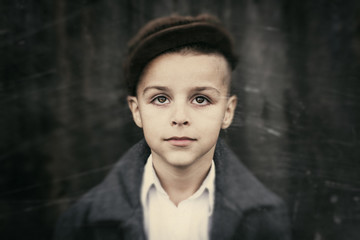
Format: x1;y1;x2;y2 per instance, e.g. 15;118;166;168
55;14;291;240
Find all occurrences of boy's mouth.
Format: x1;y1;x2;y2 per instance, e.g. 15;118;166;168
165;137;196;147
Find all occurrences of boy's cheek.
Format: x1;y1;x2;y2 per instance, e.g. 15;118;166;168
139;105;226;128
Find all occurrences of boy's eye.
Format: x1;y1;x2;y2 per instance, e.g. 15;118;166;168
192;96;210;105
152;96;169;105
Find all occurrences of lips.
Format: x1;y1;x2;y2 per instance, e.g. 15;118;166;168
165;136;196;147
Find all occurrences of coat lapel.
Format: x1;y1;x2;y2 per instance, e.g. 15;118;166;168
210;139;282;240
87;139;150;239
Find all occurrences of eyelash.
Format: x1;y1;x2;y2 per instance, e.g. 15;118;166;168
150;95;211;106
192;96;211;105
151;95;170;105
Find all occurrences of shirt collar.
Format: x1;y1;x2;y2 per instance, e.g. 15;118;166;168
141;154;166;200
140;154;216;214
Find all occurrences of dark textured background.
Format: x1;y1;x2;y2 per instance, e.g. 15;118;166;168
1;0;359;239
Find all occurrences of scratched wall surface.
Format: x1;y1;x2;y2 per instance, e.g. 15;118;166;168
0;0;359;239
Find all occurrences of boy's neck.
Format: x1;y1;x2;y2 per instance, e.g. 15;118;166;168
151;153;213;206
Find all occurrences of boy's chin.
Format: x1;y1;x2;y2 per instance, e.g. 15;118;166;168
154;151;210;169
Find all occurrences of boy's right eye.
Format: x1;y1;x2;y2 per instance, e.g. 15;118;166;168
152;96;170;105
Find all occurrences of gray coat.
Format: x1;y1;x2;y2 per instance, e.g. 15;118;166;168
54;139;291;240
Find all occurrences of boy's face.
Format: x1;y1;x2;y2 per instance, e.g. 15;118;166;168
127;53;237;169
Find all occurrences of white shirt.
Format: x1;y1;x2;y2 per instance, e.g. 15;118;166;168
140;154;216;240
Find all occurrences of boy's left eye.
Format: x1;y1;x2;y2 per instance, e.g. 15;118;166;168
192;96;210;105
152;95;170;105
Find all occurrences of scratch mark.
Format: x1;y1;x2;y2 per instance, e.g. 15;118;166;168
325;181;360;192
265;127;282;137
244;86;260;93
0;164;115;197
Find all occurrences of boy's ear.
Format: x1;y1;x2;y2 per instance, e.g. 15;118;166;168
222;95;237;129
127;96;143;128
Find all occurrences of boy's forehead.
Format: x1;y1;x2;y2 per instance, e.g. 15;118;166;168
145;51;229;72
138;52;231;92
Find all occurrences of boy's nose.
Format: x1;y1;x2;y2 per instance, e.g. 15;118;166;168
170;104;190;126
171;120;189;126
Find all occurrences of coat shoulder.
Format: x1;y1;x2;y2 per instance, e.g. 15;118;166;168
212;139;292;240
54;140;150;240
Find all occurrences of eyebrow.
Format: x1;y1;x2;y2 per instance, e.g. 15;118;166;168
142;85;221;96
142;86;170;96
192;86;221;95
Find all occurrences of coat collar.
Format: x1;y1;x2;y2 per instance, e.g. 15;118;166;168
210;139;282;239
87;139;149;223
86;139;281;238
